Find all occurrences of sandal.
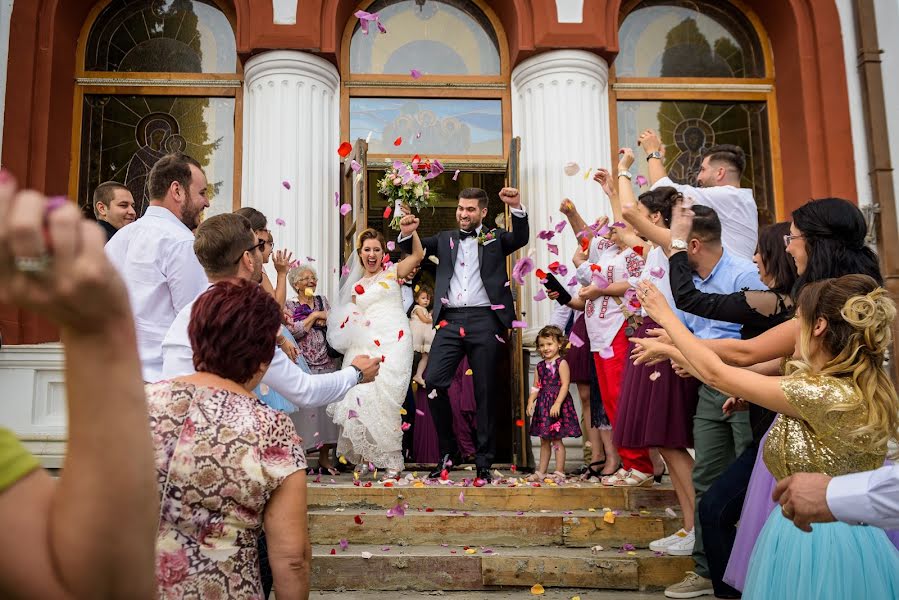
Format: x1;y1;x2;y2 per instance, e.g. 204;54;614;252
601;467;629;486
580;460;608;480
551;470;567;480
527;471;546;482
612;468;655;487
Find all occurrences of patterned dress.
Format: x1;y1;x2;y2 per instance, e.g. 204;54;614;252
147;381;307;599
529;358;582;439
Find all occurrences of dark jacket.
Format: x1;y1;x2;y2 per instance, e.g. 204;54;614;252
398;211;529;328
98;219;119;243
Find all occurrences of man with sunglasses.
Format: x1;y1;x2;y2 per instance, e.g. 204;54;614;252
106;153;210;382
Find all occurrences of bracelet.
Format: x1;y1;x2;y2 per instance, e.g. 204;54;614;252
618;170;633;180
646;151;663;162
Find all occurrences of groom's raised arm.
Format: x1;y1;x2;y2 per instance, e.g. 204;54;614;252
498;187;529;255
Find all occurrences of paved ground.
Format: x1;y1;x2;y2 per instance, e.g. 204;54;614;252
306;590;664;599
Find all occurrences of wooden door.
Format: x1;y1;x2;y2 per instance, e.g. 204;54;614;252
339;139;368;265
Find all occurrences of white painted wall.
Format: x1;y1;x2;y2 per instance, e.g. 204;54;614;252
0;0;13;164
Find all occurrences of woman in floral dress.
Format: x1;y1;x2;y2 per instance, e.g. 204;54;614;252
149;279;309;599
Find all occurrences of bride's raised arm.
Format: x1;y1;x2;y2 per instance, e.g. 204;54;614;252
396;213;424;281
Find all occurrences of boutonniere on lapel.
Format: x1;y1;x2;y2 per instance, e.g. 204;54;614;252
477;228;498;245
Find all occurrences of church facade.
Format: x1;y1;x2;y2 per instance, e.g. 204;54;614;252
1;0;897;463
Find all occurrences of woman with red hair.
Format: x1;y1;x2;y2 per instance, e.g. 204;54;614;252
147;279;310;599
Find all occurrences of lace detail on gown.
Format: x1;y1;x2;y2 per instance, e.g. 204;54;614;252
326;265;412;472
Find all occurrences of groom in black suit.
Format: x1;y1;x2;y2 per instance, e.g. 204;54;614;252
398;187;529;481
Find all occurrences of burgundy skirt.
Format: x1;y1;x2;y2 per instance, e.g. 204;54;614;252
614;317;700;449
565;314;593;384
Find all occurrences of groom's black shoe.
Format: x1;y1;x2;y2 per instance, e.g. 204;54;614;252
476;467;493;483
428;453;460;479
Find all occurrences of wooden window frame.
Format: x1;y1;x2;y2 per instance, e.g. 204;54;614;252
68;0;244;211
613;0;783;220
340;0;511;169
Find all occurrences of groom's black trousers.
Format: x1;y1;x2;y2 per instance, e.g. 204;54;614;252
425;307;505;469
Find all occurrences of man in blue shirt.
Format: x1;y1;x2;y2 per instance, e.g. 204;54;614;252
667;205;766;596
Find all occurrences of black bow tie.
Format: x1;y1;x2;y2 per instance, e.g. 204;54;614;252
459;229;477;239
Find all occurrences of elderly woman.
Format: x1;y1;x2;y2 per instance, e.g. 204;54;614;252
148;279;310;599
285;263;341;474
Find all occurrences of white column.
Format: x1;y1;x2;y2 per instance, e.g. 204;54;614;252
512;50;612;343
242;51;341;302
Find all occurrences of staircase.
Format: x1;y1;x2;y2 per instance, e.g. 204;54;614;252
307;471;692;593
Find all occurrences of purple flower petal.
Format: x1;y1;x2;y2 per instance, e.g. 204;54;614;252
598;346;615;359
351;160;362;173
533;289;547;301
410;69;423;79
547;244;559;255
377;20;387;34
557;264;569;276
568;276;579;286
569;332;585;348
387;241;396;251
612;221;626;229
282;180;291;190
511;256;535;285
591;273;610;289
275;218;286;226
494;334;506;343
335;191;340;207
635;174;648;187
511;320;528;329
537;230;555;241
554;220;567;233
650;267;666;279
340;203;352;216
347;409;358;419
305;256;315;262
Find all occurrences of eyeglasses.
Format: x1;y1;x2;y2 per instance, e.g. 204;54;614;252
783;233;804;247
234;238;267;264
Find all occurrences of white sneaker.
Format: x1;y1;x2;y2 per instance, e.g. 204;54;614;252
649;528;691;552
663;529;695;556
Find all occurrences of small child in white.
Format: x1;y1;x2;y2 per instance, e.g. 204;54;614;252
527;325;582;480
410;284;435;386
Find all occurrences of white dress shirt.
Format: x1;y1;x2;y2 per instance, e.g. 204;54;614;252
651;176;759;262
447;205;527;308
105;206;208;382
161;288;357;408
827;464;899;529
401;284;414;313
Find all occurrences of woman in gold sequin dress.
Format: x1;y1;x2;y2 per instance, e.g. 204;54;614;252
635;274;899;599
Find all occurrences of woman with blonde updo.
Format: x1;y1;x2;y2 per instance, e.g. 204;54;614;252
635;273;899;599
326;219;424;478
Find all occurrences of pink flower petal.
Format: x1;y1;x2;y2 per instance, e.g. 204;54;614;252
401;422;411;431
377;20;387;34
347;409;358;419
335;191;340;207
440;297;449;305
459;491;465;504
387;241;396;251
339;538;349;550
511;320;528;329
650;267;666;279
449;237;455;250
554;220;567;233
490;304;505;310
649;370;661;382
635;174;648;187
453;169;461;181
612;221;626;229
351;160;362;173
598;346;615;359
557;264;568;277
511;256;535;285
568;276;579;286
410;69;423;79
591;273;610;289
275;218;286;226
533;289;547;301
537;230;555;241
547;244;559;255
341;264;350;277
282;180;291;190
569;332;585;348
428;388;438;399
597;224;611;237
495;334;506;343
415;408;425;416
340;203;352;216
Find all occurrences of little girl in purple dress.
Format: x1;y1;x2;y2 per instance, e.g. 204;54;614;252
527;325;582;480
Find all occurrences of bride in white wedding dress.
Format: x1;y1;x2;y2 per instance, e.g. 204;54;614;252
326;215;423;477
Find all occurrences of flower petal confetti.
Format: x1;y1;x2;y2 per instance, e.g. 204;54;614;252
511;256;535;285
383;205;392;219
531;584;546;595
393;136;403;146
354;515;364;525
666;507;678;518
361;551;372;559
428;388;438;399
339;538;349;550
533;289;547;301
547;244;559;255
649;370;661;382
650;266;666;279
511;320;527;329
347;409;358;419
458;491;465;504
275;218;285;226
569;331;585;348
453;169;461;181
410;68;423;79
340;203;352;216
563;162;580;176
554;220;567;233
377;20;387;33
635;174;648;187
495;334;506;344
338;141;353;157
598;346;614;359
351;159;362;173
459;326;466;337
282;180;291;190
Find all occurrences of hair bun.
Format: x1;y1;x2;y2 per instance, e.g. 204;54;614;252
841;289;896;356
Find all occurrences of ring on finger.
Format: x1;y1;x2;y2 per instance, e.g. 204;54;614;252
14;254;51;274
781;506;793;519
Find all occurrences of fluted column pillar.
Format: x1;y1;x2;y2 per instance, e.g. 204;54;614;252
242;51;341;301
511;50;613;343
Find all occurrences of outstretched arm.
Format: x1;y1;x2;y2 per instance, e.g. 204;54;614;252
396;214;424;281
498;187;529;254
617;148;671;248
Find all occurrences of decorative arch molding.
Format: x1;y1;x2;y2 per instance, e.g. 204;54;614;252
608;0;857;213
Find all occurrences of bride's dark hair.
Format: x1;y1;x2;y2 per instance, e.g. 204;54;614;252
357;228;387;254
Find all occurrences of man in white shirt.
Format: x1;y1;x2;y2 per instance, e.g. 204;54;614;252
106;153;210;381
774;467;899;531
639;130;758;262
161;212;380;408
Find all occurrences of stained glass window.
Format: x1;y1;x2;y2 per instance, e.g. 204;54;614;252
350;0;500;75
84;0;236;73
617;0;764;78
350;97;503;155
617;100;774;223
77;95;235;217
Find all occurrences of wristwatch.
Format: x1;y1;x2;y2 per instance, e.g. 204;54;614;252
646;151;663;162
617;169;633;180
351;365;364;384
670;238;687;251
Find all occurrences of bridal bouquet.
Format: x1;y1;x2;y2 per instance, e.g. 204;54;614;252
379;156;443;229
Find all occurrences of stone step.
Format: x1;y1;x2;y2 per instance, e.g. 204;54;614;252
308;508;681;548
310;544;692;591
308;477;678;512
306;591;662;600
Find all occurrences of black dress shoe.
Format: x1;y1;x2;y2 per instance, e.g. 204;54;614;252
476;467;492;483
428;453;460;479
